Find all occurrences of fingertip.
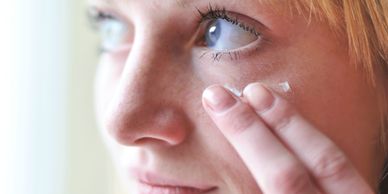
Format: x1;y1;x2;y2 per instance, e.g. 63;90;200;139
202;85;238;113
243;83;275;114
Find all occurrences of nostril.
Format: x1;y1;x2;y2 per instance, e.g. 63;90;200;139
102;109;137;144
134;137;171;146
102;101;190;147
110;128;137;145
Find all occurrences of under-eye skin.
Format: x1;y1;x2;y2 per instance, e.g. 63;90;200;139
196;5;264;61
88;8;130;53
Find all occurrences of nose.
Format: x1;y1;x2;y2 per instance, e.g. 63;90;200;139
103;23;192;147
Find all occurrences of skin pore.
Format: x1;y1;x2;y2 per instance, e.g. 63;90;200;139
91;0;384;193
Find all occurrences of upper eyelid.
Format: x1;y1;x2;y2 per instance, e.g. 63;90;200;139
87;6;129;26
87;8;114;29
196;6;264;37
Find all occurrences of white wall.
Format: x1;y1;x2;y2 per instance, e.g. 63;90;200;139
65;0;118;193
0;0;116;194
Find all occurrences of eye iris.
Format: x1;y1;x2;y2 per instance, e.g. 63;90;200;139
202;18;258;51
205;20;221;47
100;19;126;50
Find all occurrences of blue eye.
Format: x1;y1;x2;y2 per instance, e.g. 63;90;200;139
204;18;259;51
206;20;222;47
98;18;128;51
88;9;131;52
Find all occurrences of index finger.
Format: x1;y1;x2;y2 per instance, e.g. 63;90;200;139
203;83;374;194
242;83;374;194
202;85;319;194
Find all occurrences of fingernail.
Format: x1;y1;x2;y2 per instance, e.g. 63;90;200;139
244;83;275;113
203;86;237;112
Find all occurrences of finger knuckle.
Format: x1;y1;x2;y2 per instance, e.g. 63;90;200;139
227;107;257;135
264;100;296;133
268;162;311;194
312;145;349;180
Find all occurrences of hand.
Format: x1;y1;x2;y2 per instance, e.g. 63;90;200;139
202;83;374;194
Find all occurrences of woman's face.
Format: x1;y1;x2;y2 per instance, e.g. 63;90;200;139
91;0;382;193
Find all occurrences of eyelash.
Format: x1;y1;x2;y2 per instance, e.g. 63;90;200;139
197;5;260;37
196;4;261;61
88;8;116;29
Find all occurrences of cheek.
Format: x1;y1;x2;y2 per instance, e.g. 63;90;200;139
188;104;262;193
282;35;380;145
290;63;380;138
275;28;382;180
289;61;381;181
169;67;257;191
267;19;381;149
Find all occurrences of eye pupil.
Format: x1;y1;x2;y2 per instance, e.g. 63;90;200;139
205;20;221;47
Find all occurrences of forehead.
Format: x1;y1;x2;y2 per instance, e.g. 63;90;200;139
87;0;293;17
89;0;284;8
90;0;196;5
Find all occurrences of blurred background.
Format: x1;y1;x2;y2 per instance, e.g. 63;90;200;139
0;0;122;193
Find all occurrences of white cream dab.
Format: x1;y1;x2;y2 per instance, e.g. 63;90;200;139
223;84;242;97
278;81;291;93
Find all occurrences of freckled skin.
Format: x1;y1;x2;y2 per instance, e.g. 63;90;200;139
92;0;383;193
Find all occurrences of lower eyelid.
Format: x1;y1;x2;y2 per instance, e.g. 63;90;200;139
194;34;259;62
197;33;266;62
